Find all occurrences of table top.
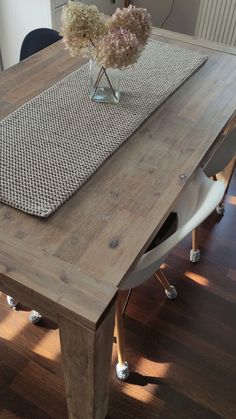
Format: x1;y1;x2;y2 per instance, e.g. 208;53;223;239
1;28;236;330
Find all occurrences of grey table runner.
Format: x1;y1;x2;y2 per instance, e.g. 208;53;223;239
0;40;207;217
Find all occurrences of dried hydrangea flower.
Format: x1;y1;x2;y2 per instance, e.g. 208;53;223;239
95;28;140;69
61;1;106;57
109;5;152;48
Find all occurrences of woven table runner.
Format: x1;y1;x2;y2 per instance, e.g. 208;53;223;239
0;40;207;217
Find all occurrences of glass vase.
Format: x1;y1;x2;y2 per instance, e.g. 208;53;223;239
89;59;121;104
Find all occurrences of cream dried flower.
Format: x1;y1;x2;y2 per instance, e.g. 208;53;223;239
95;28;140;69
109;5;152;48
61;1;106;57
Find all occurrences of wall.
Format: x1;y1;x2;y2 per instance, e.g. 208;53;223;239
80;0;124;15
0;0;201;69
0;50;3;71
133;0;201;35
0;0;52;69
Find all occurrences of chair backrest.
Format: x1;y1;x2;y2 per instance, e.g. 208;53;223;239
203;127;236;178
119;125;236;291
20;28;62;61
120;168;225;290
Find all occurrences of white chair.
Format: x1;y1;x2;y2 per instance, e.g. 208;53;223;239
190;127;236;262
115;166;225;380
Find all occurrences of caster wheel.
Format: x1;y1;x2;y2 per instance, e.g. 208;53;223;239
216;203;225;215
190;249;200;263
116;362;129;380
165;285;177;300
7;296;18;310
29;310;42;324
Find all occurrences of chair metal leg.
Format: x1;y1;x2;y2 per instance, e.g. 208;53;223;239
6;296;18;309
216;202;225;215
115;292;129;380
29;310;42;324
190;227;201;262
7;296;42;323
155;269;177;300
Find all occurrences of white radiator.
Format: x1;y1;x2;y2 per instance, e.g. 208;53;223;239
195;0;236;46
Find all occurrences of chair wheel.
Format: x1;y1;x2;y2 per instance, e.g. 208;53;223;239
165;285;177;300
29;310;42;324
7;296;18;310
190;249;200;263
216;203;225;215
116;362;129;380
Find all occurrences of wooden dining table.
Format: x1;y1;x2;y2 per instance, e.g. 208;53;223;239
0;28;236;419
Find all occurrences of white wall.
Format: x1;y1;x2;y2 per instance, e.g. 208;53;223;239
0;0;52;69
133;0;201;35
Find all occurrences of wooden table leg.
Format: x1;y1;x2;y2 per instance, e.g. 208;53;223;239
58;301;116;419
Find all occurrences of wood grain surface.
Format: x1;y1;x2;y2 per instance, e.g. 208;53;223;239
1;29;236;419
0;31;236;307
0;169;235;419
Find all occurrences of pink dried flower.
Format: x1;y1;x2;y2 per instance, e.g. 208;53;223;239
95;28;140;69
109;5;152;48
61;1;106;57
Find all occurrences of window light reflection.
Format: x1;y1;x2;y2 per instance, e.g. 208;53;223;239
185;271;209;286
226;195;236;205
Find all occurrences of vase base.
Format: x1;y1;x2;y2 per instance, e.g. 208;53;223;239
90;86;120;104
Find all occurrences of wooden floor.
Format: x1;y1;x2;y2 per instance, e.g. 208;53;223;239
0;170;236;419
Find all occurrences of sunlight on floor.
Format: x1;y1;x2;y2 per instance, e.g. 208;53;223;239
0;311;26;340
226;195;236;205
32;330;61;360
120;360;170;406
137;359;171;379
122;383;166;407
185;271;209;286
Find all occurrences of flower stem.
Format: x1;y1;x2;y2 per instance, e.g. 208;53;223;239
90;38;96;48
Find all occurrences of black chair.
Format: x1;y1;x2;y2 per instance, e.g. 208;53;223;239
20;28;62;61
